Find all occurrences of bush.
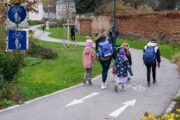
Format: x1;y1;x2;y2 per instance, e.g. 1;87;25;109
172;96;180;102
172;54;180;64
0;83;24;102
25;57;42;67
140;111;180;120
27;40;58;59
28;20;44;26
172;53;180;74
0;99;16;107
0;25;6;51
56;19;67;27
0;52;23;81
0;75;6;89
95;0;153;15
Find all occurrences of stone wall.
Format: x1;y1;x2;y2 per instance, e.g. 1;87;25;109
76;11;180;44
76;15;112;35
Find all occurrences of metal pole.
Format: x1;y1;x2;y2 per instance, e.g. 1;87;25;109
113;0;117;55
67;0;70;48
113;0;116;52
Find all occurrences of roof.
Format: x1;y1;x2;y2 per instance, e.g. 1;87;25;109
44;6;56;12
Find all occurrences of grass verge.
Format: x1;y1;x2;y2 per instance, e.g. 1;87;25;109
41;27;180;60
17;40;102;100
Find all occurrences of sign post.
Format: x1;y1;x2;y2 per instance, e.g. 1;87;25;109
7;5;28;51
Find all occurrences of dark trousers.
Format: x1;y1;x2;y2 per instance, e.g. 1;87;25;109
71;33;75;41
146;63;156;83
100;58;111;83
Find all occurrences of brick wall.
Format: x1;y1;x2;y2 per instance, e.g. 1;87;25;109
116;11;180;44
77;11;180;44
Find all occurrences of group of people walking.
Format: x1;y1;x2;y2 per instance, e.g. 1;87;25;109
82;29;161;92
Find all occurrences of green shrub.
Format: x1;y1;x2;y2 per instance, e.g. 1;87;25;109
0;83;24;101
27;40;58;59
172;96;180;102
172;53;180;64
0;75;6;89
0;25;6;51
25;57;42;67
0;99;16;107
56;19;66;27
0;52;23;81
28;20;44;26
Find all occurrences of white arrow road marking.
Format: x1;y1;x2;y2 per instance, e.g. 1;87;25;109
109;99;136;117
65;92;100;107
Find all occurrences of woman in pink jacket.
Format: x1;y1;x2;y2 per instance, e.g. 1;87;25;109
83;39;96;85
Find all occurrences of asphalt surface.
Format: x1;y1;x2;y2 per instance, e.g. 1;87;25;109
0;26;179;120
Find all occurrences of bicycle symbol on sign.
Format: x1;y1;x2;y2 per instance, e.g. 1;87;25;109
12;31;23;49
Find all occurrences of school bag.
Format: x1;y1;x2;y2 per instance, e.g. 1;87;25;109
98;37;113;61
143;46;156;64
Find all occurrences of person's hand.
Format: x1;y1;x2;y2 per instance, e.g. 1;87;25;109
158;62;160;68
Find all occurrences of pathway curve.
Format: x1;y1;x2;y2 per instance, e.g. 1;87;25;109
0;25;179;120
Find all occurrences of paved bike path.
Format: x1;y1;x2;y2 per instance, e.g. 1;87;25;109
0;26;179;120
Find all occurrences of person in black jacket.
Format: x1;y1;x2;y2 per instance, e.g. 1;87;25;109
143;38;161;87
96;29;112;89
71;25;76;41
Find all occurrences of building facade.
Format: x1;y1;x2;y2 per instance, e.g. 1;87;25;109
56;0;76;19
28;0;44;21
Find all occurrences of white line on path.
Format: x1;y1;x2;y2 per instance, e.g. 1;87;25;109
109;99;136;118
65;92;100;107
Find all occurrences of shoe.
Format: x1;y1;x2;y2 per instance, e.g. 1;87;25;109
101;85;107;89
128;77;131;81
88;79;92;85
121;84;126;92
83;79;86;84
114;85;118;92
153;80;157;84
147;82;151;87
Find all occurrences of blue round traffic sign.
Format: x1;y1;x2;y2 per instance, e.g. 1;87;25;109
8;5;26;24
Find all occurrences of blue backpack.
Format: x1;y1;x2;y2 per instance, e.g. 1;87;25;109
143;46;156;64
98;37;113;58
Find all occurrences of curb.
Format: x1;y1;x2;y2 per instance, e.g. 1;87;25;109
0;69;112;113
165;88;180;113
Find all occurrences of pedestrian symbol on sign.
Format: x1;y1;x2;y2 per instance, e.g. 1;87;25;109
8;5;26;24
8;30;27;50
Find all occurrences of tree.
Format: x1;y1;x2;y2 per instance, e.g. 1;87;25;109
159;0;176;10
75;0;102;14
123;0;145;9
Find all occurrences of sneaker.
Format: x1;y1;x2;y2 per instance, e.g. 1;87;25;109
114;85;118;92
128;77;131;81
83;79;86;84
121;84;126;92
88;79;92;85
147;82;151;87
153;80;157;84
101;85;107;89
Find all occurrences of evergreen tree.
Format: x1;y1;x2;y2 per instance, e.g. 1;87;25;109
75;0;102;14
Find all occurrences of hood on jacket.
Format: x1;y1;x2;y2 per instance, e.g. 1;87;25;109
145;42;158;53
147;42;157;47
84;48;91;55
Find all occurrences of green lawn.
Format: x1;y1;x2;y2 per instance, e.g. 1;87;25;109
41;27;180;60
17;40;102;100
116;38;180;60
38;27;88;42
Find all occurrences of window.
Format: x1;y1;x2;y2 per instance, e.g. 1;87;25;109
35;11;39;15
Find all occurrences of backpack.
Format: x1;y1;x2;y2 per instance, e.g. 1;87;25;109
98;37;113;61
143;46;156;64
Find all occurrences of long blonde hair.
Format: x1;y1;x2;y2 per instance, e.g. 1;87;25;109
122;43;130;56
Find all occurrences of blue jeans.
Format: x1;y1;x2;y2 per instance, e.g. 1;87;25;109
100;58;112;83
